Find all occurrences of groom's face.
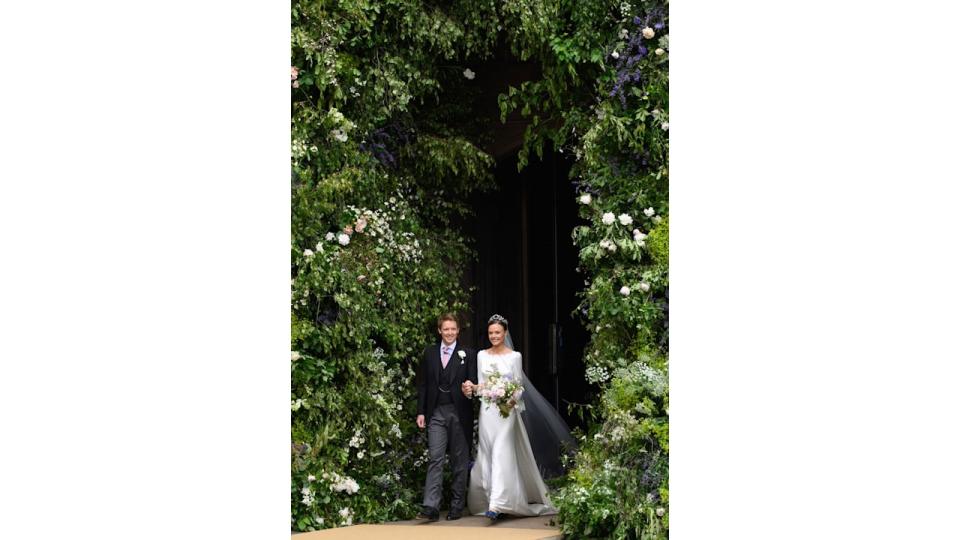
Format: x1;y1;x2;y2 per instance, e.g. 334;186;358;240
438;320;459;346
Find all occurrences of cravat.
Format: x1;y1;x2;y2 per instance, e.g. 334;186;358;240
441;346;451;368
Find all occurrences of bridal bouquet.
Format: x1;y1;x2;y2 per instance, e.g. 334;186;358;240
478;367;523;418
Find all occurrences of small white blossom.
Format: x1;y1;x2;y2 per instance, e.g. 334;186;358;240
325;232;335;241
652;215;663;224
643;207;656;217
331;128;348;142
639;282;651;292
602;212;616;225
307;474;316;482
633;229;647;241
458;350;466;358
642;27;656;39
661;122;669;130
620;286;631;296
618;213;633;226
463;68;476;80
611;50;620;59
303;249;314;257
620;28;630;39
655;48;665;56
656;507;666;517
291;351;302;361
579;193;592;205
337;233;350;246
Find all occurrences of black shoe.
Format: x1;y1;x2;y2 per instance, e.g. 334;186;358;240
445;510;462;520
417;506;439;521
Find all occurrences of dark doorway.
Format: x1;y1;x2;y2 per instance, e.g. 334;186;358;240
464;147;590;429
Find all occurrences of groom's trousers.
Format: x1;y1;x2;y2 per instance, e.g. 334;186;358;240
423;403;469;511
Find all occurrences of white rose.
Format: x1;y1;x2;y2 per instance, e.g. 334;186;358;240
463;68;476;80
611;51;620;59
291;351;302;361
620;286;631;296
458;350;466;358
337;233;350;246
602;212;616;225
579;193;592;204
643;207;656;217
655;48;665;56
303;249;314;257
325;232;335;241
639;282;651;292
618;213;633;226
642;27;655;39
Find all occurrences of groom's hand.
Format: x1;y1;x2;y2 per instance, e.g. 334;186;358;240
416;414;425;429
461;381;474;397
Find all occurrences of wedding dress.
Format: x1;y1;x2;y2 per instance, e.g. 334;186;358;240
466;350;557;516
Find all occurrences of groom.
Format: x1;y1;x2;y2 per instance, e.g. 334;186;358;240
415;313;477;521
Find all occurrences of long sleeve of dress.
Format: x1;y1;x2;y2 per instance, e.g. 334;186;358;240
512;353;525;412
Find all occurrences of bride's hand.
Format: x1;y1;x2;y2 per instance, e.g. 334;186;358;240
461;381;475;397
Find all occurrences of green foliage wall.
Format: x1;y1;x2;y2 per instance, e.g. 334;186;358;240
291;1;668;537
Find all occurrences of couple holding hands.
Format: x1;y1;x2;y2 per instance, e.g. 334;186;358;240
414;313;574;522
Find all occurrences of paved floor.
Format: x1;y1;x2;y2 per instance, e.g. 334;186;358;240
294;511;561;539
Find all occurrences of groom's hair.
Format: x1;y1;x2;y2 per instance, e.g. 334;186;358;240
437;312;459;329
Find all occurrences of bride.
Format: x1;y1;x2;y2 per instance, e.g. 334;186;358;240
462;314;575;520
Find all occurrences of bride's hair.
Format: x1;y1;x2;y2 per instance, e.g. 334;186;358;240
487;313;508;330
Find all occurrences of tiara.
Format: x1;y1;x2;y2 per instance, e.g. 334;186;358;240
488;314;509;325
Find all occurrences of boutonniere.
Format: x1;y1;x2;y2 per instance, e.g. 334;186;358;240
458;350;466;364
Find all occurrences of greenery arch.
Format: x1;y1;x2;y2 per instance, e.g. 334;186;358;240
291;1;668;537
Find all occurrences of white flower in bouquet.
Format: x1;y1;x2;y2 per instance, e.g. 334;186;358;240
661;122;669;130
639;282;651;292
611;50;620;59
620;286;631;296
331;128;348;142
602;212;616;225
656;507;666;517
307;474;316;482
643;207;656;217
337;233;350;246
303;249;314;257
579;193;592;205
325;232;335;241
642;27;655;39
618;213;633;225
291;351;302;361
655;48;665;56
633;229;647;241
463;68;476;80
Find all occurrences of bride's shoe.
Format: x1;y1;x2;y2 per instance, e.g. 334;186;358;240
484;510;503;521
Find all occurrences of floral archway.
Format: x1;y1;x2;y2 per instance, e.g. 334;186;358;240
291;1;668;537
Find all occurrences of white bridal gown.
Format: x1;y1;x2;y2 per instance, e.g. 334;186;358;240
467;350;557;516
